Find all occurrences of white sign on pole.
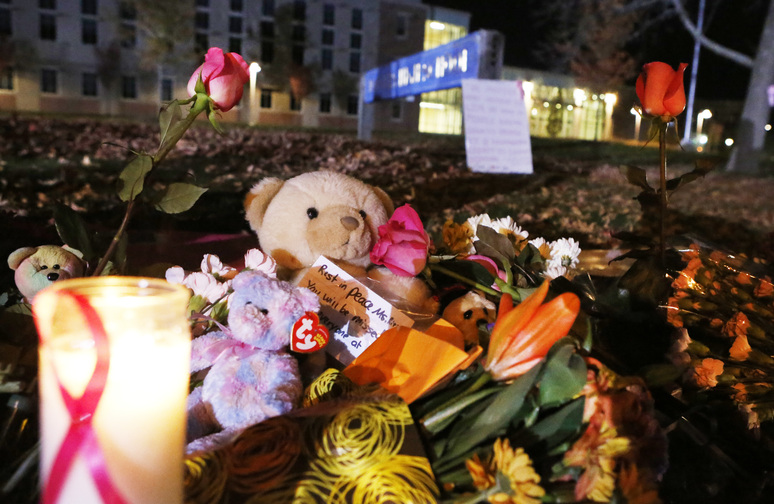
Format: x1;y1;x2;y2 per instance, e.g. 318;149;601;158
768;84;774;107
461;79;533;174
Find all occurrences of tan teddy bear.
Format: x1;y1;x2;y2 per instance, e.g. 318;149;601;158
244;170;439;315
244;170;394;282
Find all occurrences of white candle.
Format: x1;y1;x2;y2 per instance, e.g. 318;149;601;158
34;277;191;504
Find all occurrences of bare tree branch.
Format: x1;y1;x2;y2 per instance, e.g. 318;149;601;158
670;0;754;67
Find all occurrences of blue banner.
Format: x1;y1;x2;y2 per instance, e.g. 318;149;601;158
362;31;492;103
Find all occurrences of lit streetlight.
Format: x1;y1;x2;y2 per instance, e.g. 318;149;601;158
249;62;261;126
696;108;712;137
630;107;641;140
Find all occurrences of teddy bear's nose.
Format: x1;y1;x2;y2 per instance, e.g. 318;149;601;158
340;216;360;231
47;272;60;281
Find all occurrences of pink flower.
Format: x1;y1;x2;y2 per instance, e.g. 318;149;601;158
370;204;430;277
187;47;250;112
465;254;507;289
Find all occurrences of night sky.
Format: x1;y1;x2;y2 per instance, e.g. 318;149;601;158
422;0;767;101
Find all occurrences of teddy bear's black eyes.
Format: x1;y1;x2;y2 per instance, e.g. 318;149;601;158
359;210;367;219
40;265;48;270
307;207;319;219
53;264;61;270
260;309;269;315
463;309;473;320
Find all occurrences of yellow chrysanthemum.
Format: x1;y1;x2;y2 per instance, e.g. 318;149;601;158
442;219;474;255
465;439;545;504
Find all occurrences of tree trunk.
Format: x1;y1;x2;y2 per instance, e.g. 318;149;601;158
726;0;774;173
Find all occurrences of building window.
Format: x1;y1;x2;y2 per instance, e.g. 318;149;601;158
350;33;361;49
346;94;358;115
39;0;56;10
260;21;274;38
396;13;408;39
323;4;334;25
121;75;137;99
292;45;304;65
260;89;272;108
349;52;360;73
0;67;13;91
293;0;305;21
319;92;331;113
41;68;57;93
391;101;402;120
121;22;136;48
0;6;11;36
321;48;333;70
351;8;362;30
81;0;97;15
230;0;243;11
195;33;209;54
229;16;242;34
82;18;97;45
321;29;333;46
195;11;209;30
292;24;305;43
290;95;301;111
228;37;241;54
82;72;98;96
262;0;274;17
40;13;56;40
160;78;173;101
261;41;274;63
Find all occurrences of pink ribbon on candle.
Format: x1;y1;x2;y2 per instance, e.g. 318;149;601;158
36;291;129;504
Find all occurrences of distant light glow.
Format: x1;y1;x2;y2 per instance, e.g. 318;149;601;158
573;88;586;106
698;134;708;145
567;104;573;111
429;21;446;30
419;101;445;110
725;138;734;146
521;80;533;95
604;93;617;105
698;108;712;120
531;108;537;116
766;124;772;131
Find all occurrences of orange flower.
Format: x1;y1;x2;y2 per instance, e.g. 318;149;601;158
635;62;688;119
690;358;724;388
485;282;580;381
729;333;752;362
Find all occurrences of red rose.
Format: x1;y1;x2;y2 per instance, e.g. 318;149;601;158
370;204;430;277
635;61;688;119
187;47;250;112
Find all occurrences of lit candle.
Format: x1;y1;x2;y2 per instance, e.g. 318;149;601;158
33;277;191;504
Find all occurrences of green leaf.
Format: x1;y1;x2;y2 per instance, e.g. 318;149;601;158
474;225;515;264
53;204;96;260
619;165;653;192
118;154;153;202
538;344;587;407
666;158;717;193
154;183;208;214
159;99;183;147
441;361;544;460
207;108;225;135
512;397;585;449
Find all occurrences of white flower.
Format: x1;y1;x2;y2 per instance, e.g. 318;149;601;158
490;216;529;241
528;237;551;259
244;248;277;277
165;266;187;284
465;213;493;239
543;238;582;280
201;254;238;280
184;272;231;303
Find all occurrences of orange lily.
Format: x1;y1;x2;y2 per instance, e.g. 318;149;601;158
485;282;581;381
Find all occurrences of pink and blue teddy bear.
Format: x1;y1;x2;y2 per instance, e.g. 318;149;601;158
186;269;319;453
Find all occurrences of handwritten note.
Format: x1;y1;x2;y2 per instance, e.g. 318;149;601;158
461;79;533;174
299;256;414;366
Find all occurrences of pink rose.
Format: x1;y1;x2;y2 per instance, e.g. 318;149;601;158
187;47;250;112
370;204;430;277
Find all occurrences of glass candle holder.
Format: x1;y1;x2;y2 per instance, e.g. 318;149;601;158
33;277;191;504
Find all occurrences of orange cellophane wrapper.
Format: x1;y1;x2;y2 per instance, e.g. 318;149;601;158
343;319;483;404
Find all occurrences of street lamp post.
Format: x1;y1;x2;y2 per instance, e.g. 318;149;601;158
249;62;261;126
696;108;712;137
